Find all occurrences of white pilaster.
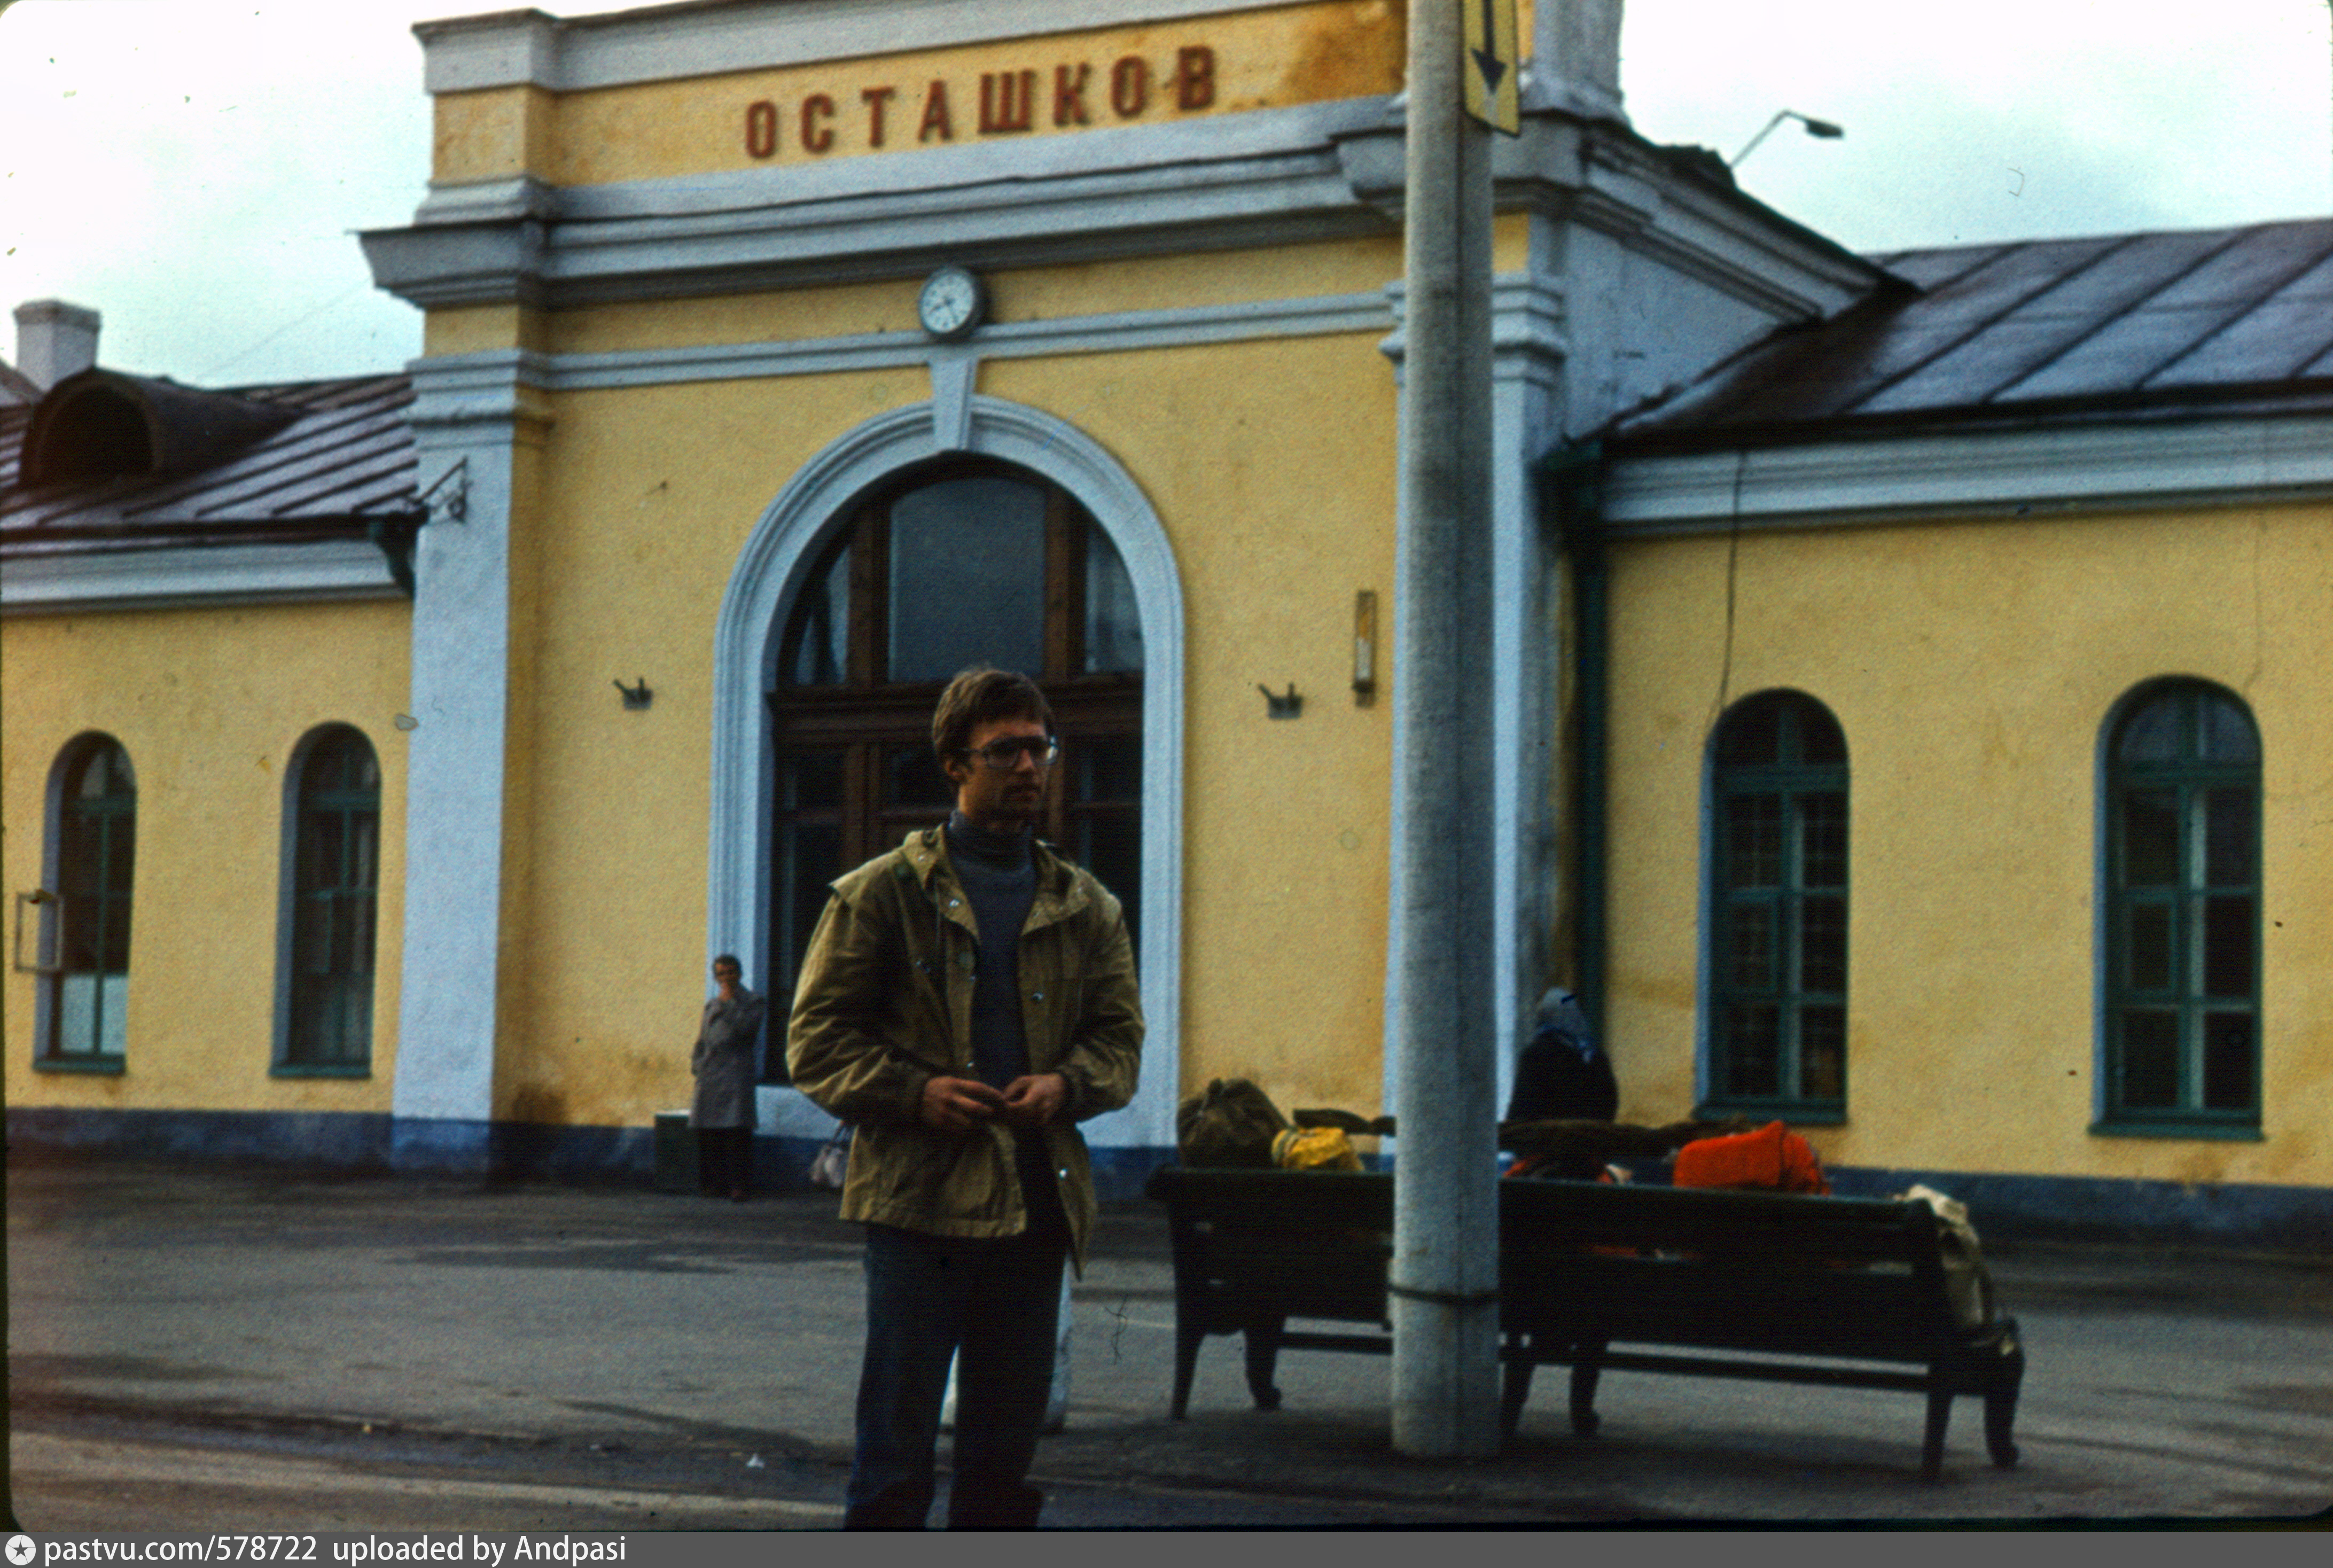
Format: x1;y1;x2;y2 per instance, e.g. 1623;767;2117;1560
390;351;552;1167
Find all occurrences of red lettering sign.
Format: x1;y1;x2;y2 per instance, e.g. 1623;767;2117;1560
800;93;836;153
1176;46;1215;111
1054;63;1091;127
861;84;895;147
918;79;954;142
1111;56;1149;118
980;69;1036;134
735;41;1223;159
744;99;778;159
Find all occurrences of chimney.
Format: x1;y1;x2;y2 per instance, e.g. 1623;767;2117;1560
14;300;102;389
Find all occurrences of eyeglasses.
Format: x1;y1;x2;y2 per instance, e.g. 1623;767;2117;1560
962;736;1060;770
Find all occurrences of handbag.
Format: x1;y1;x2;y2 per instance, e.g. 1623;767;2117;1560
808;1126;851;1190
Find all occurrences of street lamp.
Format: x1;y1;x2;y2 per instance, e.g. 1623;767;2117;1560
1730;109;1845;169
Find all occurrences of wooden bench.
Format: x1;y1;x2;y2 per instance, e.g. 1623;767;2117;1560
1145;1166;2025;1481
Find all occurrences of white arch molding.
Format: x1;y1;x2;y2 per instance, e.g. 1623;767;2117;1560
708;395;1185;1156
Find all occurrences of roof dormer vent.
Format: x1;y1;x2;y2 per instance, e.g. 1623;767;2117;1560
21;371;296;487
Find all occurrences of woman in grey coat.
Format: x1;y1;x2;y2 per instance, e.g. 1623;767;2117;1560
692;955;767;1200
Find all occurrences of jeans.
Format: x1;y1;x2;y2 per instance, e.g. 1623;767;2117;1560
844;1190;1070;1530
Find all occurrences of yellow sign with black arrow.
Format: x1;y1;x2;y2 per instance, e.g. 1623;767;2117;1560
1463;0;1520;135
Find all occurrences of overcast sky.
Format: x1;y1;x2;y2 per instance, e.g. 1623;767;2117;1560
3;0;2328;387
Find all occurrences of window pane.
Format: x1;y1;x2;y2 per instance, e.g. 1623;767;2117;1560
782;750;845;813
1798;1006;1845;1099
1723;1005;1780;1097
1075;813;1142;952
350;812;379;892
98;886;132;972
2125;900;2173;992
2201;896;2253;998
1726;796;1783;888
59;814;104;902
302;813;345;894
297;894;333;973
2117;1010;2179;1108
1083;522;1145;673
782;537;851;687
349;894;377;977
97;974;127;1056
1800;792;1847;887
781;821;842;988
2204;788;2252;887
1796;705;1847;766
2117;695;2180;763
1074;731;1143;803
55;972;99;1055
887;477;1047;682
2120;789;2180;886
2198;694;2258;763
1727;902;1775;991
2202;1013;2255;1110
1799;895;1847;993
1716;701;1782;767
884;745;955;812
104;818;136;897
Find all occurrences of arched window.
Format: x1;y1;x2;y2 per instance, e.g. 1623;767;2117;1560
2103;681;2260;1129
41;737;136;1067
1705;692;1848;1117
279;727;381;1073
764;459;1144;1081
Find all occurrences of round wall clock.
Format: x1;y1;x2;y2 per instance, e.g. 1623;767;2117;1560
917;265;988;342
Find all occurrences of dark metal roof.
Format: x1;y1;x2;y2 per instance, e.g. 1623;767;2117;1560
0;362;40;407
1;373;420;559
1610;217;2333;453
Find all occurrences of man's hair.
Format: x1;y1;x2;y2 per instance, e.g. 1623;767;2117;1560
932;665;1052;761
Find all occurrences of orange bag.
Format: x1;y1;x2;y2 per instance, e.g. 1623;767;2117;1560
1672;1120;1829;1195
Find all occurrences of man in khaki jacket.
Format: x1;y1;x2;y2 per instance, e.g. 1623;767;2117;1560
787;666;1143;1530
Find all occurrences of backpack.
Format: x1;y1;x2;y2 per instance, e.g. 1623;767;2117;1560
1176;1078;1291;1167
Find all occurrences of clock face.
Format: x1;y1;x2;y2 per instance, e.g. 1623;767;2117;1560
918;267;984;340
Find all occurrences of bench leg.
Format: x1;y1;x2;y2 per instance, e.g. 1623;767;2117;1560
1171;1316;1203;1421
1241;1314;1284;1412
1921;1385;1952;1483
1985;1333;2025;1469
1500;1335;1536;1439
1569;1343;1604;1439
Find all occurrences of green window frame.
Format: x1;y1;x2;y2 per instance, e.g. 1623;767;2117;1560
2101;681;2260;1134
1703;692;1848;1120
39;737;137;1070
277;727;380;1075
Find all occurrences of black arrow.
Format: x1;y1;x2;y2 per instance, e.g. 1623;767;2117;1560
1471;0;1507;95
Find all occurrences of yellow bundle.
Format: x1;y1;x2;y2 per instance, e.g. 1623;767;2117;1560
1270;1126;1362;1172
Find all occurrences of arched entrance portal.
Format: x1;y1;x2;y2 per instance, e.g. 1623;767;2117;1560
764;458;1145;1047
709;398;1183;1163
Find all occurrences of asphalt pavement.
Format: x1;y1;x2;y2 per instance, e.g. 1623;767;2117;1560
6;1156;2330;1530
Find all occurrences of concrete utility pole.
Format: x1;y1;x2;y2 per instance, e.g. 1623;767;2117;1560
1390;0;1502;1457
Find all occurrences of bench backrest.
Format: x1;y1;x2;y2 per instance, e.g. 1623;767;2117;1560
1147;1167;1970;1358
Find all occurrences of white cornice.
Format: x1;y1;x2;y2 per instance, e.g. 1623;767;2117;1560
408;288;1392;397
1602;414;2333;535
420;0;1289;93
1;540;405;615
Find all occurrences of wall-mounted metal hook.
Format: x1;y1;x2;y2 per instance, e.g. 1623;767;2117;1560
1258;682;1303;720
614;677;653;711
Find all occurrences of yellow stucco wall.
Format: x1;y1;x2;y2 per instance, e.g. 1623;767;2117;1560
2;602;411;1114
1601;501;2333;1188
443;231;1407;1130
430;1;1409;188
